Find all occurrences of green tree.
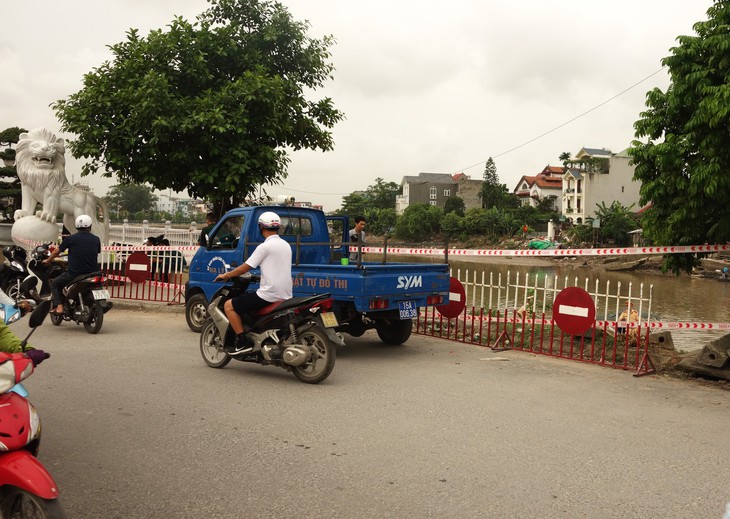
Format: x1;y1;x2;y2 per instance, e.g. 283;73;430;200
483;157;497;182
395;204;442;241
443;195;465;216
630;1;730;273
53;0;343;216
479;158;517;210
440;212;464;238
339;192;368;219
104;183;159;214
367;178;401;209
0;126;29;216
594;201;637;246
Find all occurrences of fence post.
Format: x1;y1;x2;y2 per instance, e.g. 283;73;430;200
122;219;129;244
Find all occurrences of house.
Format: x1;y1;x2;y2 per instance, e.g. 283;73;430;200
561;147;640;224
513;165;565;211
395;172;483;214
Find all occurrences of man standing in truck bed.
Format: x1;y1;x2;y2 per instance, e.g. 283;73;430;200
349;216;366;263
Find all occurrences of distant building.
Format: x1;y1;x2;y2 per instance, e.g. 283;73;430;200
512;165;565;211
155;193;196;218
561;147;640;224
396;172;482;215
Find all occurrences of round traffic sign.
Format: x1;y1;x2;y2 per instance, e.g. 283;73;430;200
553;287;596;335
125;251;151;284
436;277;466;318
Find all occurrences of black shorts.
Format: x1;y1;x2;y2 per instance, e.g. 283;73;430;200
231;292;271;324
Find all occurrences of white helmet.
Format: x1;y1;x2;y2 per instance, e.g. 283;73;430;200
258;211;281;230
75;214;92;230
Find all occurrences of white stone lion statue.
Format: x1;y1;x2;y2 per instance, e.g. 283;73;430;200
13;128;109;245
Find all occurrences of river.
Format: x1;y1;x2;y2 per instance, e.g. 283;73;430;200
388;253;730;352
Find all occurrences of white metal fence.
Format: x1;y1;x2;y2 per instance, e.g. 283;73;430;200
451;266;654;325
108;222;201;247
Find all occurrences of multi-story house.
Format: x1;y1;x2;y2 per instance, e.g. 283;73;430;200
395;172;482;214
512;165;565;211
562;147;640;224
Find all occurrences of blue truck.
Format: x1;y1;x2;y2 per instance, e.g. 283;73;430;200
184;205;451;345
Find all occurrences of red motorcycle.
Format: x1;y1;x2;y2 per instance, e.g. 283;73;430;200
0;297;66;518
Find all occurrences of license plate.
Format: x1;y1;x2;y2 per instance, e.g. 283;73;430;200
398;300;418;320
320;311;338;328
92;289;110;300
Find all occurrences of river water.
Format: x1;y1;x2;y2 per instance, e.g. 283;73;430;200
390;254;730;352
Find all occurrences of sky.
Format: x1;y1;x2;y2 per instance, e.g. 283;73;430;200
0;0;714;212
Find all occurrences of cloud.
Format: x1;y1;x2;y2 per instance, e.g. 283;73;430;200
1;0;715;211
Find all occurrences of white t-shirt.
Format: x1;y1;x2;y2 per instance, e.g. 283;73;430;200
245;234;293;302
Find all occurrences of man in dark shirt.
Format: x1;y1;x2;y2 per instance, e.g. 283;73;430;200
43;214;101;315
198;211;217;246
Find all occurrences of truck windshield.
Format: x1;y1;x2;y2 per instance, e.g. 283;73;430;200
209;215;244;249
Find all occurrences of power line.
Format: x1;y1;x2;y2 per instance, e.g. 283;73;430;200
453;66;667;174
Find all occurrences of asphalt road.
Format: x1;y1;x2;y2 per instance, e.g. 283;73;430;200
12;308;730;519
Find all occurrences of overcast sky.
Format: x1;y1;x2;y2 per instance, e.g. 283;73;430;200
1;0;713;212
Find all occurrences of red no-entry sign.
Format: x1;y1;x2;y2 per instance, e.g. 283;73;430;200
125;251;151;284
553;287;596;335
436;277;466;318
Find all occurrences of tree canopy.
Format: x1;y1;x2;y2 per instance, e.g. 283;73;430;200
630;0;730;273
337;178;400;235
53;0;343;215
0;126;28;214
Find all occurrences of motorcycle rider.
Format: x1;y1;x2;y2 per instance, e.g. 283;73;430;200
214;211;292;355
0;289;49;366
43;214;101;316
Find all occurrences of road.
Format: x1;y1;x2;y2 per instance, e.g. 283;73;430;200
12;308;730;518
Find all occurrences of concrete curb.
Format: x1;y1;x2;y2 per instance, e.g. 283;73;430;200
111;299;185;314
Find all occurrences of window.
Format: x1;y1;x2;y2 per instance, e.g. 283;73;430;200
278;216;313;236
444;189;450;197
429;200;437;206
430;186;437;200
210;216;244;249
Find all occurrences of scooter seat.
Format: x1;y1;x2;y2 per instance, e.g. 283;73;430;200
254;300;284;316
253;294;331;316
68;271;103;284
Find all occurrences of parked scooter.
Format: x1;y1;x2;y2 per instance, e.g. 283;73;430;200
23;244;112;334
0;246;29;301
0;295;67;518
200;272;343;384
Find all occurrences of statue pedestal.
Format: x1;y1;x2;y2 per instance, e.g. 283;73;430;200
11;216;59;249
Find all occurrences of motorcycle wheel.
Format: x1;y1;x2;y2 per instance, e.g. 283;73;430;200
0;486;67;519
83;304;104;334
200;319;231;369
292;327;336;384
3;276;23;302
375;318;413;345
185;293;209;333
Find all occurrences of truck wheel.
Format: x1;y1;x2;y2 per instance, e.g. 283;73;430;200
186;294;209;333
375;318;412;345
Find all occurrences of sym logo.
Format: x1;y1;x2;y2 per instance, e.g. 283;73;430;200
397;275;422;290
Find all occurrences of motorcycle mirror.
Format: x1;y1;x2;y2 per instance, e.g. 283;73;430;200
29;300;51;327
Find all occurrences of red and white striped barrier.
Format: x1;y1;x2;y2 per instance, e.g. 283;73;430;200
357;244;730;257
106;273;185;292
454;313;730;331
